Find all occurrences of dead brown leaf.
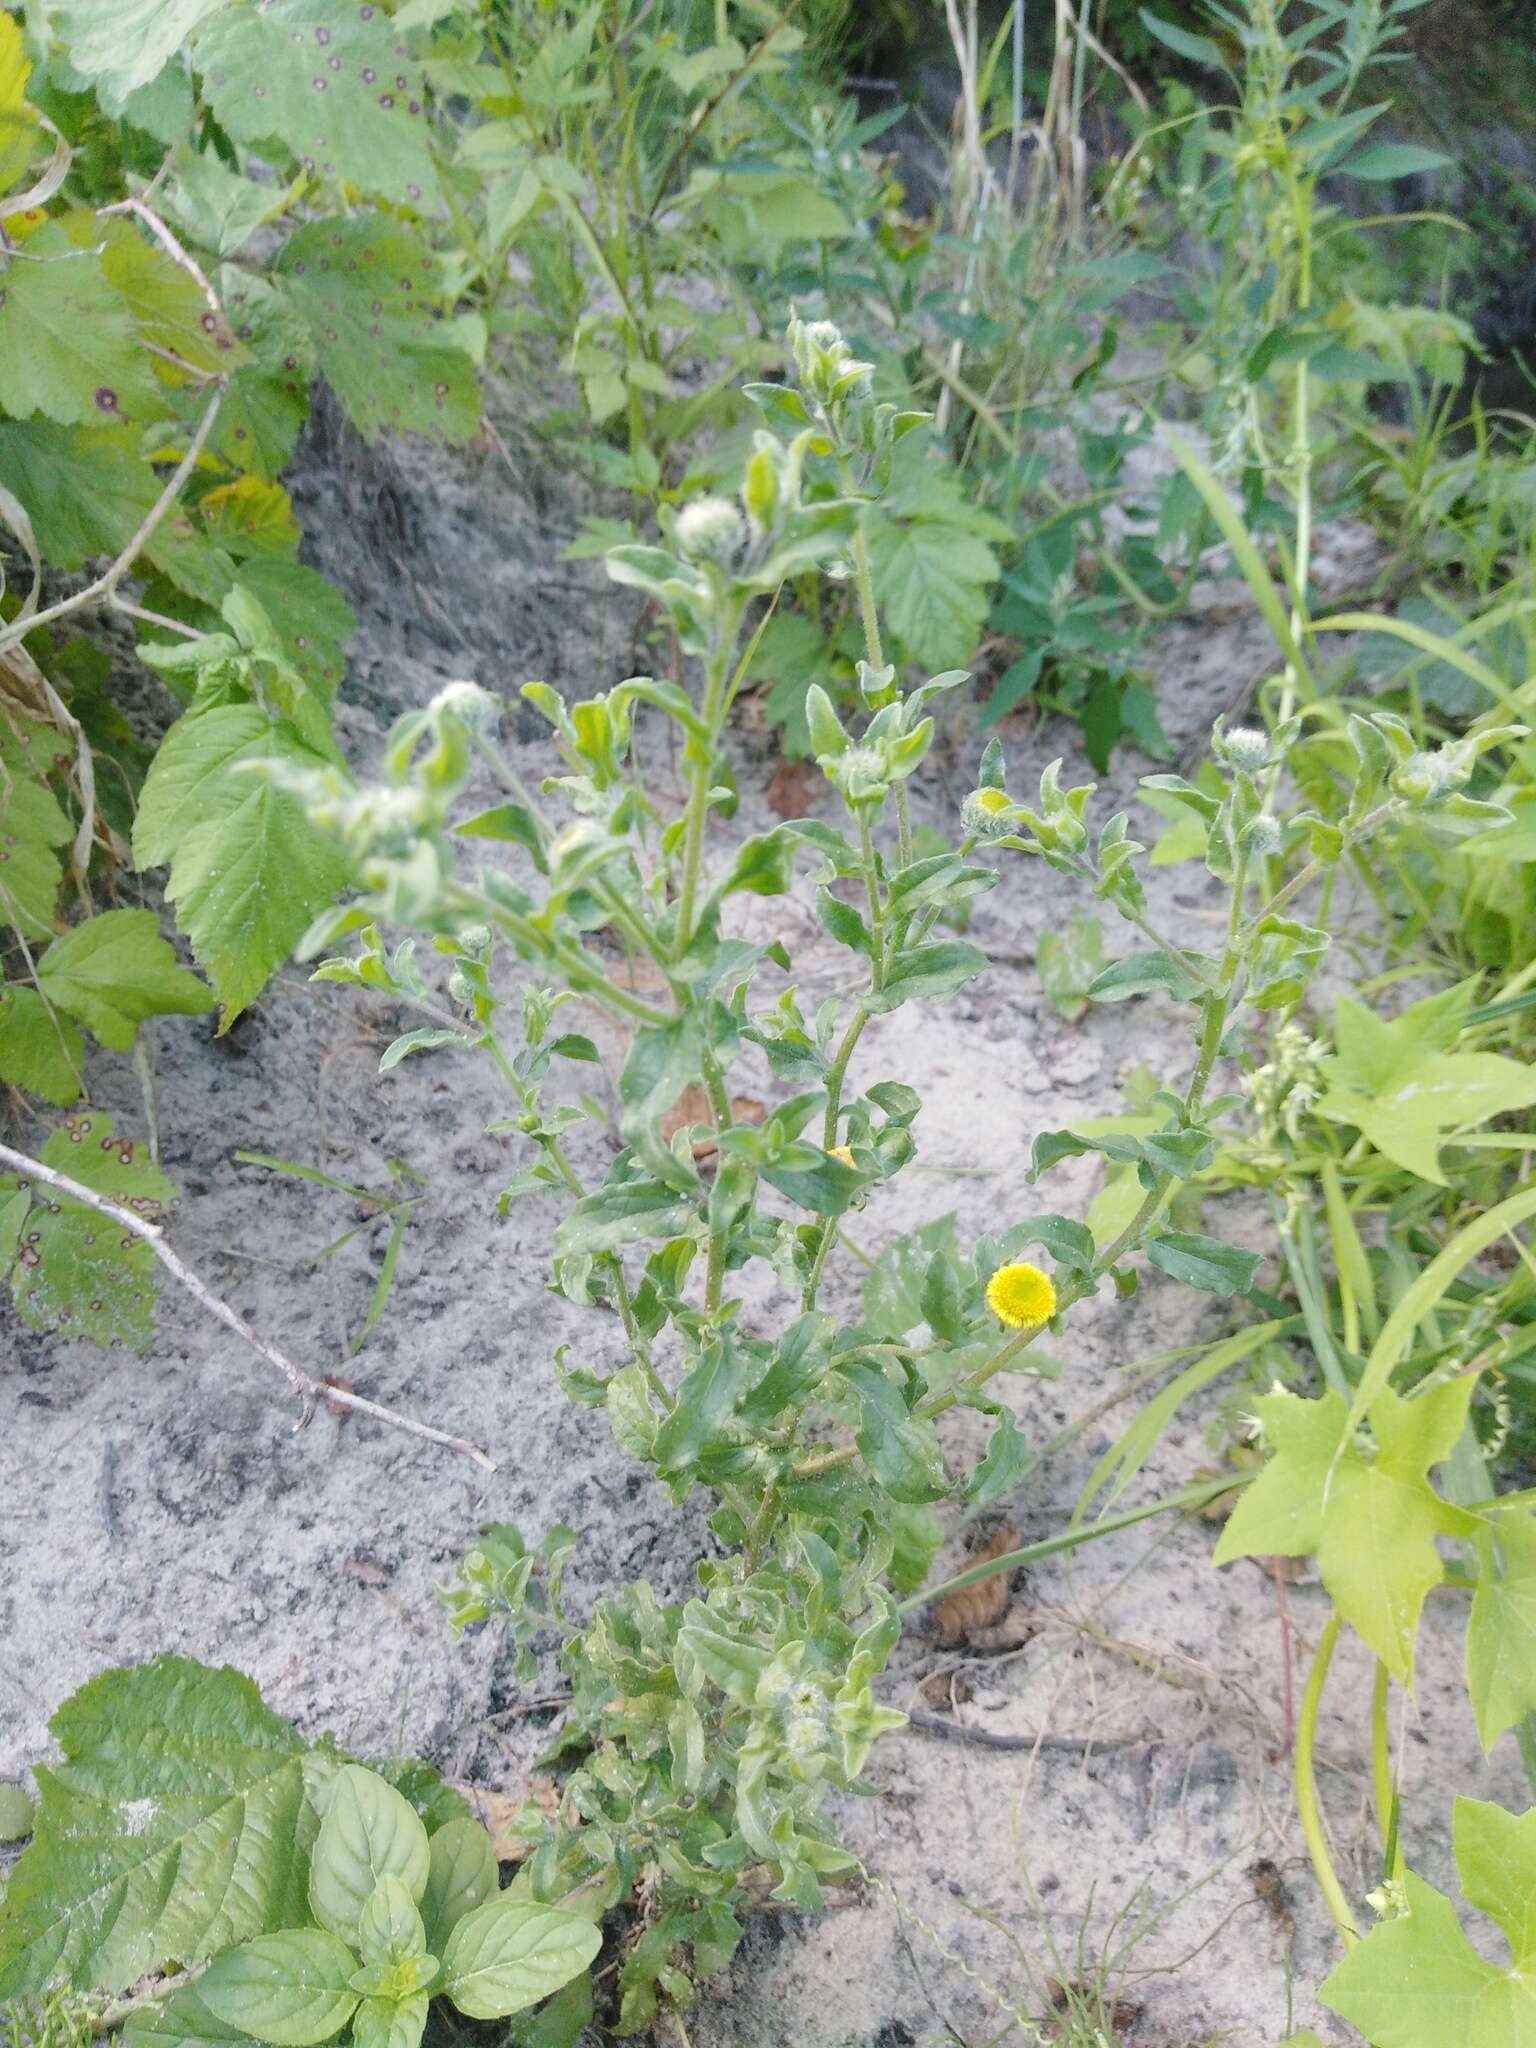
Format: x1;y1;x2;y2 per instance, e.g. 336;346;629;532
447;1776;560;1862
659;1086;767;1161
932;1528;1021;1647
765;756;822;819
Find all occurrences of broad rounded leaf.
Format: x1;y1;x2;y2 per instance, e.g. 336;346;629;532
356;1876;426;1970
199;1930;359;2046
309;1767;430;1946
440;1898;601;2020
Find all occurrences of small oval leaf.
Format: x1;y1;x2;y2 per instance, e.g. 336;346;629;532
440;1898;601;2020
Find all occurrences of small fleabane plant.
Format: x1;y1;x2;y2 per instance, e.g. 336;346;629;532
278;324;1521;2033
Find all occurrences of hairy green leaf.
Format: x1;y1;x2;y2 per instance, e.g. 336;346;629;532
0;1658;321;1997
132;705;352;1024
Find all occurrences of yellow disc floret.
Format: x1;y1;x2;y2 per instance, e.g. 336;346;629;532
830;1144;855;1167
985;1261;1057;1330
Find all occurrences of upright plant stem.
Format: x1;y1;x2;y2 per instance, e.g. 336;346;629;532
674;611;739;957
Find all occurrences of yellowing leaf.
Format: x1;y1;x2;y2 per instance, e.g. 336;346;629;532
1214;1378;1475;1682
0;12;40;193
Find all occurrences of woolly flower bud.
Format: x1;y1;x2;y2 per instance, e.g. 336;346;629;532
1216;724;1270;771
1390;747;1466;804
458;923;492;958
1239;812;1283;857
674;494;746;566
961;786;1015;839
447;969;474;1007
431;679;499;730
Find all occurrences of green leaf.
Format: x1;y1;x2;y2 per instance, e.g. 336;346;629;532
199;1930;359;2047
1322;1799;1536;2046
0;1785;33;1843
52;0;226;102
968;1408;1028;1506
1337;141;1452;181
124;1982;268;2048
1144;1231;1260;1296
837;1359;948;1504
419;1818;497;1953
1036;911;1104;1022
3;1111;176;1350
0;224;159;426
225;558;357;708
863;1214;961;1340
554;1178;699;1256
1214;1380;1474;1682
0;1658;318;1998
1087;949;1203;1003
439;1898;602;2021
1467;1506;1536;1752
37;910;213;1051
276;221;476;442
355;1876;427;1968
0;986;84;1106
1138;9;1228;68
309;1767;430;1948
867;518;999;672
1313;991;1536;1186
864;941;988;1015
350;1996;427;2048
193;0;439;205
132;705;353;1026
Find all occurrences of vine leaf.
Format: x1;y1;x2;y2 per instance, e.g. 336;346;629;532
276;220;477;442
1466;1505;1536;1751
1322;1798;1536;2046
0;1658;325;1998
36;908;214;1050
132;704;353;1024
2;1111;176;1349
1213;1378;1476;1683
1313;987;1536;1186
193;0;440;207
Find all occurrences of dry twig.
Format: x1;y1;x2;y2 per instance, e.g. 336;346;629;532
0;1139;496;1471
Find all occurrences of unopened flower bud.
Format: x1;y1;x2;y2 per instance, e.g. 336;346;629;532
1216;724;1269;771
431;680;499;730
961;786;1016;838
1240;812;1283;857
674;495;745;566
447;969;474;1007
1390;747;1466;804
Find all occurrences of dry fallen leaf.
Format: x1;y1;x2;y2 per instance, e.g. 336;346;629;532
932;1528;1021;1647
765;756;822;819
448;1776;560;1862
659;1086;767;1161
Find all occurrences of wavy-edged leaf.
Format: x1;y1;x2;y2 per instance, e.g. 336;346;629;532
193;0;439;205
132;704;352;1025
276;220;476;442
37;909;213;1051
0;1658;324;1998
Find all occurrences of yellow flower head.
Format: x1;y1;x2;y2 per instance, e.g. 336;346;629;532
986;1261;1057;1330
830;1144;856;1167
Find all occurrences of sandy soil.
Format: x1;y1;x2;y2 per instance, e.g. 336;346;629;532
2;406;1522;2048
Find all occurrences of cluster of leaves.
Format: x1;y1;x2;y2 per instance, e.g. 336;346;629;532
0;1658;600;2044
235;321;1513;2039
